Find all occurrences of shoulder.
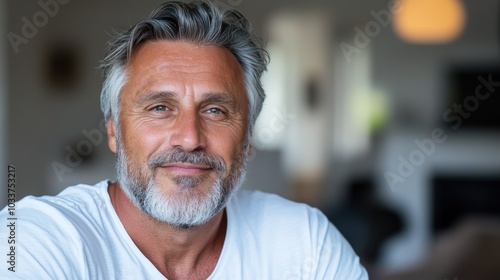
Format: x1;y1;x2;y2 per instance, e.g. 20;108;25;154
35;180;109;210
12;180;112;248
0;180;110;279
226;190;368;279
231;189;313;213
11;180;108;226
11;181;110;233
230;189;328;231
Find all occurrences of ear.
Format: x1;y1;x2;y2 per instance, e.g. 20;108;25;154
107;119;117;154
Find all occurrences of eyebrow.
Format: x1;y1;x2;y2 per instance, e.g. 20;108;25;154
137;90;238;108
201;92;237;108
137;90;177;104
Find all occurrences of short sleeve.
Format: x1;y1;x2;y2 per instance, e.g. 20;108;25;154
313;213;369;279
0;198;87;280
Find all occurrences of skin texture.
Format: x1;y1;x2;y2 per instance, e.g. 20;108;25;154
106;40;248;279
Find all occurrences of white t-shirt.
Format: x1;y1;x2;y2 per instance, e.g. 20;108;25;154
0;180;368;279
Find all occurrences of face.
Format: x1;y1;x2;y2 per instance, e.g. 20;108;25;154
107;41;250;228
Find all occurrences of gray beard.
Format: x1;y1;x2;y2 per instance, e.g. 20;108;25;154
115;143;248;229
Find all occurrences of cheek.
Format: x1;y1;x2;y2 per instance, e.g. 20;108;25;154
207;124;247;166
120;119;168;161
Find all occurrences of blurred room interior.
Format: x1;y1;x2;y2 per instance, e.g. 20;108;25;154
2;0;500;279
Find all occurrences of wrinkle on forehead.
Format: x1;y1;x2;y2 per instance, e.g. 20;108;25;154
123;40;246;103
129;40;242;79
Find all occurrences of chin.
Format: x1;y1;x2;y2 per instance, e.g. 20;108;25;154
137;174;226;227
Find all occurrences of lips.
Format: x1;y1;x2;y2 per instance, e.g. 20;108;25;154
159;163;212;176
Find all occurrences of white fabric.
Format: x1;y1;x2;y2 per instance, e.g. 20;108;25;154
0;180;368;279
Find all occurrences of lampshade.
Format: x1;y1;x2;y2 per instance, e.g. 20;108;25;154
393;0;466;44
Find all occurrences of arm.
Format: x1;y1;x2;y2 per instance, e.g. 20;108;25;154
0;198;86;279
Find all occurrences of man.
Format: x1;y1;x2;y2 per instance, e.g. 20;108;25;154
1;1;367;279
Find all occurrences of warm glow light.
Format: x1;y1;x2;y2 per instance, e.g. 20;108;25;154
393;0;466;44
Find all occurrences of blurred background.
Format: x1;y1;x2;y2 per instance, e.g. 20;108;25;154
2;0;500;279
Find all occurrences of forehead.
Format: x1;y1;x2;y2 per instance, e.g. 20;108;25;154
123;40;246;99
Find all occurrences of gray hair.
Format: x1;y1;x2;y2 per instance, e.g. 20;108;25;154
100;0;269;137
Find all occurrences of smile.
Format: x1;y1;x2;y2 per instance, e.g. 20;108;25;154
159;163;212;176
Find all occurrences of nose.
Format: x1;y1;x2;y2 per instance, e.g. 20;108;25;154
169;110;206;152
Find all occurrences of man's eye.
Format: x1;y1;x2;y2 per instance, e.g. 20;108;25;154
207;108;222;114
152;105;168;111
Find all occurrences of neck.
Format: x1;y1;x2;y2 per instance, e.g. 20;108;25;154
108;181;227;280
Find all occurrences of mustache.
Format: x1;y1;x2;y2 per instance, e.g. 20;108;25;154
148;148;226;172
